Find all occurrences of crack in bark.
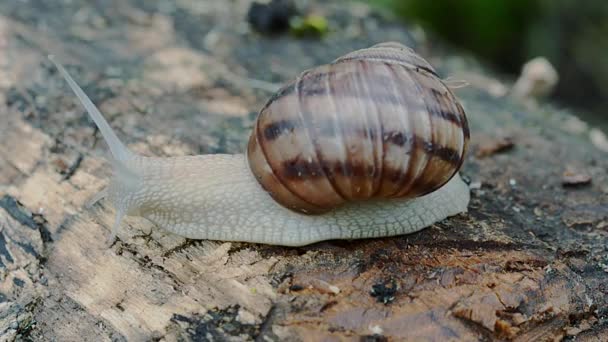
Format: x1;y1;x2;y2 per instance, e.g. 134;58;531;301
61;153;83;181
254;304;277;342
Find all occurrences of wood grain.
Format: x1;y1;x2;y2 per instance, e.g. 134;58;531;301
0;1;606;341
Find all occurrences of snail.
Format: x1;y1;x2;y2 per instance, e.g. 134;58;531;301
49;42;470;247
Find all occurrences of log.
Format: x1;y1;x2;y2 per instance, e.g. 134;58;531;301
0;1;607;341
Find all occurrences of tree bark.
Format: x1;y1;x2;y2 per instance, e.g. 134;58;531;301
0;1;606;341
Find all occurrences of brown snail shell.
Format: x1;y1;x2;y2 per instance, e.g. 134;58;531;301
247;42;470;214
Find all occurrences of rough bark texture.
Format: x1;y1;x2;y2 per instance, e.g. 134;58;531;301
0;1;607;341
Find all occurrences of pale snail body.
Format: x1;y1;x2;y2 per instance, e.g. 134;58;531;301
50;42;471;246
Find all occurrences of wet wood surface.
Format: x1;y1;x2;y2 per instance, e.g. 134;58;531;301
0;1;607;341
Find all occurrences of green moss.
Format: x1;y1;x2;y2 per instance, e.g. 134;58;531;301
290;14;330;38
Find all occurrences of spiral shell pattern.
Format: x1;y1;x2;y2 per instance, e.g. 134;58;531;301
247;42;469;214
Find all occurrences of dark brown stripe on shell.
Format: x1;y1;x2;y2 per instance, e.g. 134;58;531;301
272;129;461;174
260;111;462;165
279;141;460;185
263;119;297;140
281;157;391;182
429;87;465;128
261;109;463;143
418;138;461;164
261;120;462;161
260;72;464;128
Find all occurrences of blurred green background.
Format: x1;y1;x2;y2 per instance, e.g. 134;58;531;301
363;0;608;132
